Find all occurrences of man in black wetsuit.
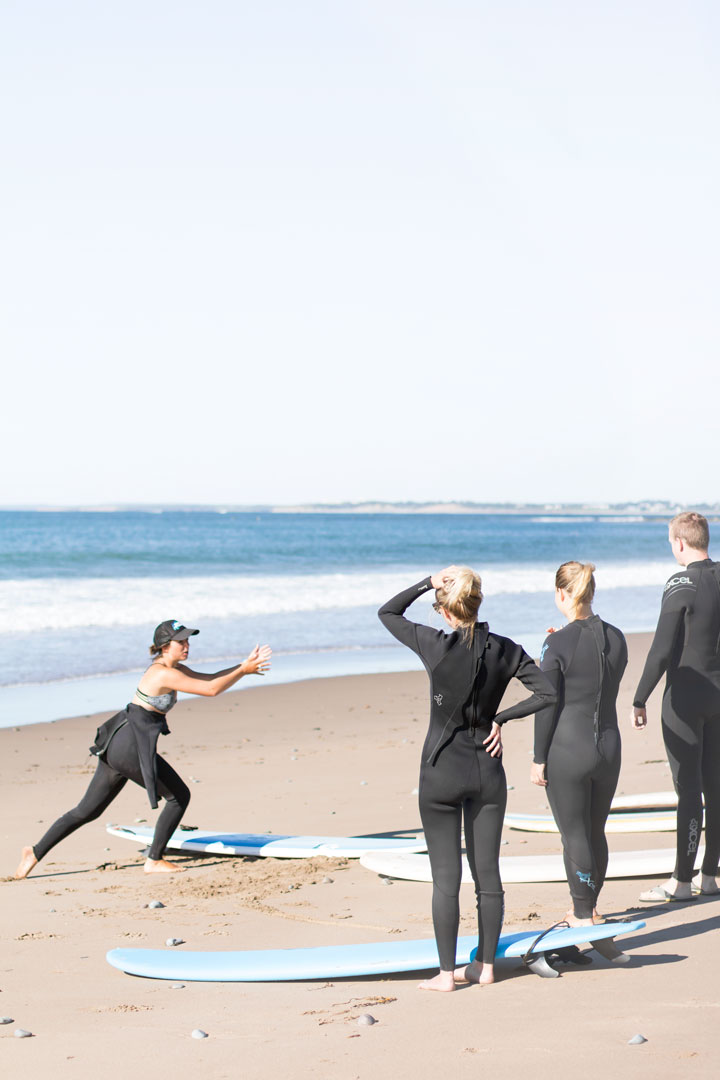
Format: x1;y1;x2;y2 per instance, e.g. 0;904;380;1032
633;512;720;900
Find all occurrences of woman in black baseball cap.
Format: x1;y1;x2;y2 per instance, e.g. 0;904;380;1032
15;622;271;879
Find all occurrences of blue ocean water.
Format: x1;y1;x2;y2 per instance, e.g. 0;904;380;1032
0;511;673;726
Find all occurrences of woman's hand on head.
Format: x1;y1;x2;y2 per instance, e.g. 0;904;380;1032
430;565;460;590
244;644;272;676
483;722;503;757
530;762;547;787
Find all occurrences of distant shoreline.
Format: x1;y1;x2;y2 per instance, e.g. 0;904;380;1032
3;501;719;518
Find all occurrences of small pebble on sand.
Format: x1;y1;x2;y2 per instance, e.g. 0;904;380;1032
191;1029;208;1039
134;818;147;823
357;1015;377;1026
190;777;200;783
166;937;185;947
170;984;185;990
360;780;368;786
322;876;333;884
380;877;393;886
14;1029;33;1038
148;900;165;909
628;1034;648;1045
0;1017;14;1025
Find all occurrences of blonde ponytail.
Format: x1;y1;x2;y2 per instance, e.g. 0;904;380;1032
555;561;595;616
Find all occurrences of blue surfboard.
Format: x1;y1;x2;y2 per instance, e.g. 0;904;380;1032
106;920;645;981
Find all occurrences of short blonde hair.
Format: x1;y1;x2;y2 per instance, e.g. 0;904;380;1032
556;561;595;616
435;567;483;644
669;512;709;551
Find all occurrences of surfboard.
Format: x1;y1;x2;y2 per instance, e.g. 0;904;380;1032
359;846;704;884
106;920;645;981
504;811;676;834
610;791;678;812
106;824;427;858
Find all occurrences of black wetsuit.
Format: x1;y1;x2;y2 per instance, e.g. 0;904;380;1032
534;616;627;918
32;704;190;864
634;559;720;882
379;578;556;971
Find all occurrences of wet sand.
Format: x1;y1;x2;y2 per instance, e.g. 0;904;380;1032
2;632;718;1078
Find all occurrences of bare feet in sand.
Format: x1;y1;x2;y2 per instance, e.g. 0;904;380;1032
418;970;456;992
564;908;604;927
564;909;596;927
14;846;38;880
144;857;183;874
454;962;495;986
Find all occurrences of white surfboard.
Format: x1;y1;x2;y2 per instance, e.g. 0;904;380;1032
504;811;676;834
106;824;427;858
360;846;704;884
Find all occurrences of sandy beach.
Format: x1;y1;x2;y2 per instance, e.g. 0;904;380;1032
2;631;718;1078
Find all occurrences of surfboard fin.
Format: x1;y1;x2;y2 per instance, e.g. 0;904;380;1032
524;953;560;978
590;936;630;964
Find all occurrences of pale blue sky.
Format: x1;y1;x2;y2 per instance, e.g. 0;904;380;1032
2;1;718;505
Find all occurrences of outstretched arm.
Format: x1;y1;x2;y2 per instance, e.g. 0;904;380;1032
161;645;272;697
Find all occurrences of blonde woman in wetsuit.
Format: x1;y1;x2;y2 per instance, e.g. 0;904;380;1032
15;621;271;879
531;563;627;925
379;567;556;991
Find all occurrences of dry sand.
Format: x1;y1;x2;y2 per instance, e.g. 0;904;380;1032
1;632;718;1078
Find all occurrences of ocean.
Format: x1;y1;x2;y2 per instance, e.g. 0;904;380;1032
0;511;672;727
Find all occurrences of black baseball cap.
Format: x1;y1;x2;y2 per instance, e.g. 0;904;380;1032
153;620;200;648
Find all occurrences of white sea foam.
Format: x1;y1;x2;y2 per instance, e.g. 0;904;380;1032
0;561;674;635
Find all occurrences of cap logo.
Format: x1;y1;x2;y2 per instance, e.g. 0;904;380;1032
172;621;182;631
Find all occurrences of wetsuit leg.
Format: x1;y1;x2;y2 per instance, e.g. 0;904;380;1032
145;755;191;860
662;694;705;882
99;727;191;860
589;732;621;901
462;749;506;968
418;766;464;972
33;759;128;861
700;714;720;877
546;744;597;919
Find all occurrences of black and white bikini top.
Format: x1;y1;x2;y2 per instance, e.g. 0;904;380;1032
134;687;177;714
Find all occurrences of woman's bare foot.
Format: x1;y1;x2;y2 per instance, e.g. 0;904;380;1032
564;909;594;928
418;970;456;992
14;846;38;880
144;857;183;874
692;873;719;895
592;908;606;923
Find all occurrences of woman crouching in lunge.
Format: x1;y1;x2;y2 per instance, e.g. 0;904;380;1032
531;563;627;925
379;567;556;991
15;621;271;879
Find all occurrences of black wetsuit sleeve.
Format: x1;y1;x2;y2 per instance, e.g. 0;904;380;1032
493;648;557;726
633;576;694;707
377;578;448;668
533;634;564;764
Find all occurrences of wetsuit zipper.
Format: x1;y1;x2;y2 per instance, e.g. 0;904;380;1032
588;620;606;749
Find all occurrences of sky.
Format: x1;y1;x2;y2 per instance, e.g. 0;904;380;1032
1;1;718;507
